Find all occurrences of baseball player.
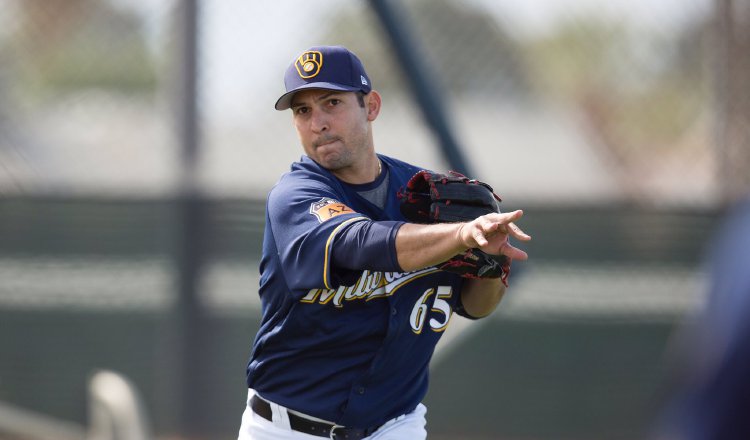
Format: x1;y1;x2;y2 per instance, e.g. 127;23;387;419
237;45;530;440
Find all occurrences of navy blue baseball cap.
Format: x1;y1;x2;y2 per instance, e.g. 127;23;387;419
274;46;372;110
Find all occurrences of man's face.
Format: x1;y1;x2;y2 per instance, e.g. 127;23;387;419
290;89;373;172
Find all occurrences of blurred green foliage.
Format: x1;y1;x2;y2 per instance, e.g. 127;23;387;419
527;17;709;154
325;0;710;161
6;0;157;99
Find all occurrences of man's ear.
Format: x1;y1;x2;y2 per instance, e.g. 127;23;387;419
365;90;381;122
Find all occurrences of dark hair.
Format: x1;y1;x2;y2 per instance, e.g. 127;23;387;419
356;92;366;108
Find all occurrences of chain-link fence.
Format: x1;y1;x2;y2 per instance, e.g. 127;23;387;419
2;0;738;204
0;0;746;439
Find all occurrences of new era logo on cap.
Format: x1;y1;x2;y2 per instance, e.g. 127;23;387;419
275;46;372;110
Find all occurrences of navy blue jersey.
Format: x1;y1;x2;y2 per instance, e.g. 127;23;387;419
246;154;466;428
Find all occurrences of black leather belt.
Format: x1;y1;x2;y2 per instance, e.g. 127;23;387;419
250;394;380;439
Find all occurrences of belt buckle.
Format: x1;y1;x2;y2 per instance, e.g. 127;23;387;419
329;424;345;440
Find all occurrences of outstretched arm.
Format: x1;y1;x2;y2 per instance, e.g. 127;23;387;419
395;210;530;272
396;210;530;318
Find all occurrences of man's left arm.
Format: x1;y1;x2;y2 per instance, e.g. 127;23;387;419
459;278;506;318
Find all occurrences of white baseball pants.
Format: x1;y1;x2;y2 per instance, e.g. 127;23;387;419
237;389;427;440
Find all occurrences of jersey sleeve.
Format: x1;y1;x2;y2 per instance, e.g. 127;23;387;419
266;178;369;293
330;220;404;273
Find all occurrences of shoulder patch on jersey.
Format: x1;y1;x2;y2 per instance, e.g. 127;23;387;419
309;197;355;223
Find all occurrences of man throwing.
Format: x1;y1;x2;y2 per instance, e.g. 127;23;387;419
238;45;530;440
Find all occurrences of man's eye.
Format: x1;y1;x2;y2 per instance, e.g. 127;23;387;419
329;99;341;106
295;107;309;115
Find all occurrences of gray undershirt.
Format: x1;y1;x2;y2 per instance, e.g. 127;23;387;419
356;170;390;210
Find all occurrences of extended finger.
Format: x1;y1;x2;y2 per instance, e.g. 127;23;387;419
480;218;500;236
507;222;531;241
501;242;528;261
485;209;524;225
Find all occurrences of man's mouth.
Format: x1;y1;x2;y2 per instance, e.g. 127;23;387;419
314;136;340;148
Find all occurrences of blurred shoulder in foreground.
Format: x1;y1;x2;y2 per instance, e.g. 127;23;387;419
657;198;750;440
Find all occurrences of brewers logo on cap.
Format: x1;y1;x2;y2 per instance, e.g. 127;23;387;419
295;51;323;79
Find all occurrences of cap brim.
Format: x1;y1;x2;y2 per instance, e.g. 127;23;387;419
274;82;362;110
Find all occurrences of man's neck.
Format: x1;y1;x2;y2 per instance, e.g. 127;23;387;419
331;155;381;185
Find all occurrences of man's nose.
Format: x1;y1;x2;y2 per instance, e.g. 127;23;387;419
310;109;329;133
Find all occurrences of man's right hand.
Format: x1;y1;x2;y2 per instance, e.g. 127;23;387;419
456;210;530;260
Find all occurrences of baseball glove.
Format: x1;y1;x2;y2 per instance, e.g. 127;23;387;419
397;170;511;284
